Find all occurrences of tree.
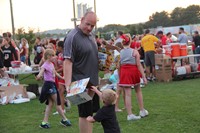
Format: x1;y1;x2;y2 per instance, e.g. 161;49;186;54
15;27;36;55
16;27;36;45
126;24;137;35
170;7;186;26
16;27;26;40
182;5;200;25
145;11;171;28
97;24;128;34
137;23;144;34
170;5;200;26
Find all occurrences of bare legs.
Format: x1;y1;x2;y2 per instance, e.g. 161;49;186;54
119;84;147;119
134;84;144;110
79;118;93;133
146;66;155;79
124;87;133;115
115;85;125;111
43;94;68;123
58;84;65;111
79;89;95;133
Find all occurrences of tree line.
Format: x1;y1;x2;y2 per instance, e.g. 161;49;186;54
97;5;200;38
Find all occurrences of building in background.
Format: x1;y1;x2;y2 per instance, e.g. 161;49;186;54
77;3;92;20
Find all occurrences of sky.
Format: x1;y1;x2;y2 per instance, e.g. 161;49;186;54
0;0;200;34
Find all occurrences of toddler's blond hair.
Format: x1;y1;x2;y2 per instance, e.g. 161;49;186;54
102;89;117;105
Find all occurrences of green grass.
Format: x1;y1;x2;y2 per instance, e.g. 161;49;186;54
1;77;200;133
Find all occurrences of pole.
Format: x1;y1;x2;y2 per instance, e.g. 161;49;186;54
94;0;97;33
73;0;77;28
9;0;15;40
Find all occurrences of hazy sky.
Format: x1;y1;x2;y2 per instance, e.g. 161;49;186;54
0;0;199;34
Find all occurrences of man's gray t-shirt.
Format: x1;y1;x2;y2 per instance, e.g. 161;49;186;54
63;27;99;86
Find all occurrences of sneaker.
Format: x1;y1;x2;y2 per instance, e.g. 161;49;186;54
60;119;72;127
127;114;141;121
152;77;156;81
40;122;50;129
139;109;149;118
53;111;59;115
53;110;66;115
115;109;122;112
121;107;126;110
140;84;145;88
147;77;151;81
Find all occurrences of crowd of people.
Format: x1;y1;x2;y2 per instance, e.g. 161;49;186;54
1;11;200;133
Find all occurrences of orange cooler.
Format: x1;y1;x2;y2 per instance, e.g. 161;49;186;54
170;43;180;57
180;43;187;56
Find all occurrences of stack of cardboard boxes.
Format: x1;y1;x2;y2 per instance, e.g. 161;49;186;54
155;54;172;82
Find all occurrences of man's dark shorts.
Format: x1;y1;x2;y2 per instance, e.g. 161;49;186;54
145;51;155;67
78;93;100;117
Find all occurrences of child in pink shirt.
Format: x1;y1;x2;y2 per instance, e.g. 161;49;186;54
36;49;71;129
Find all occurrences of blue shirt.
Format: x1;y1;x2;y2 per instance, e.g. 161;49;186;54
178;33;188;44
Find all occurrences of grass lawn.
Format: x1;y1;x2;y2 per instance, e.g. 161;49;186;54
0;76;200;133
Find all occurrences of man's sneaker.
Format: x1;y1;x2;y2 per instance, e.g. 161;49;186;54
60;119;72;127
127;114;141;121
40;122;50;129
139;109;149;118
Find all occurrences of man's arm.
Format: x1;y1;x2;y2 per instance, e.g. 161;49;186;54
64;58;72;92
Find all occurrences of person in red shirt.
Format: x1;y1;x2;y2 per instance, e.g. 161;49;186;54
157;31;167;46
118;31;129;45
130;35;141;50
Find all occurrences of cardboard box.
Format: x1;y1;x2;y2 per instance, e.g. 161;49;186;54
0;85;28;104
0;85;28;98
156;65;172;72
66;78;92;105
155;54;172;66
155;54;171;59
156;71;172;82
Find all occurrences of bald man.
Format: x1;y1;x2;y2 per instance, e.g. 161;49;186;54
63;11;99;133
